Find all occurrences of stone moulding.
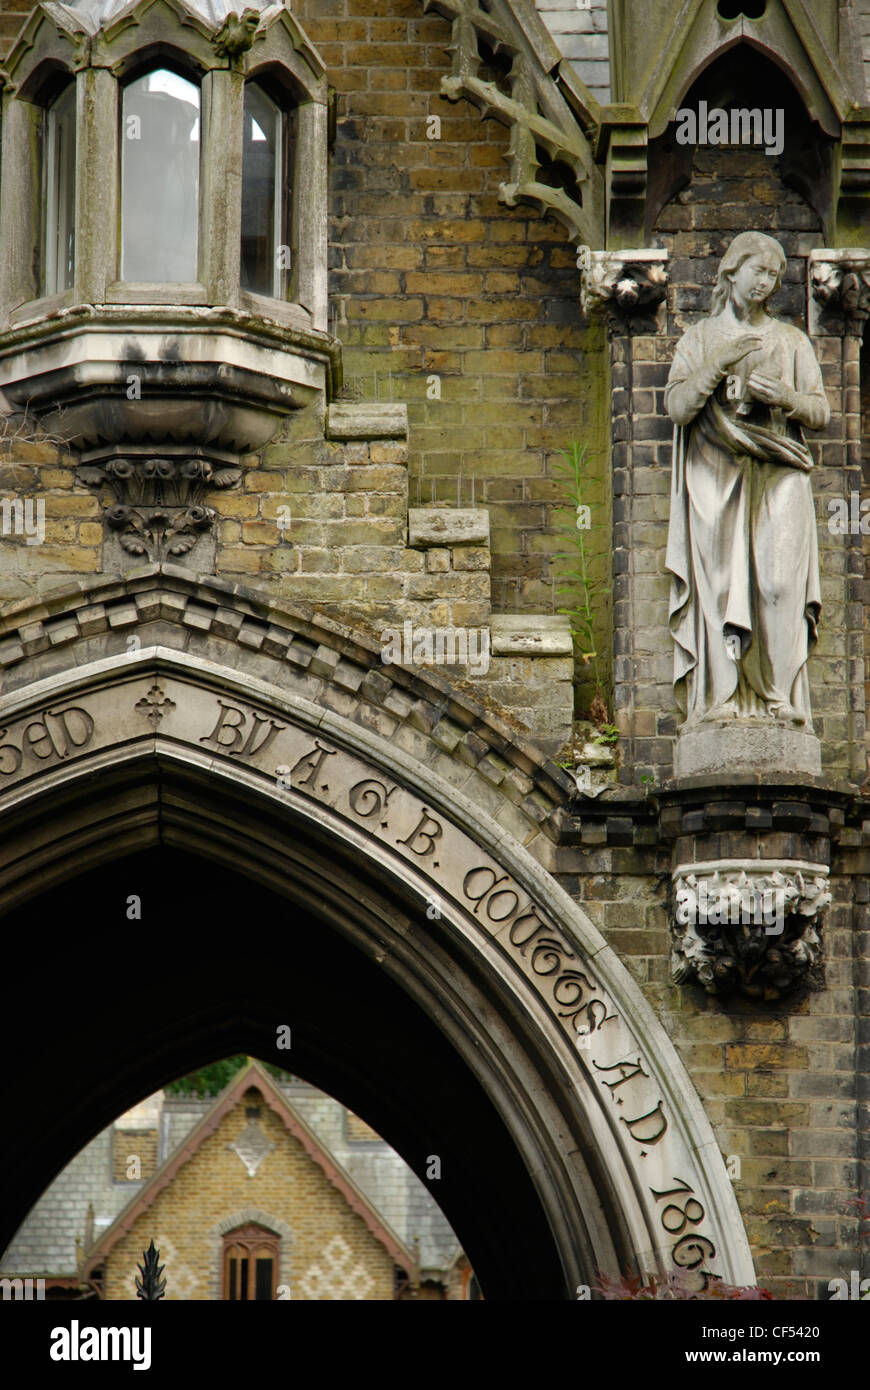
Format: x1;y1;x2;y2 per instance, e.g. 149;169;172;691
325;403;408;442
671;858;831;1001
490;614;572;656
0;611;757;1289
0;308;336;452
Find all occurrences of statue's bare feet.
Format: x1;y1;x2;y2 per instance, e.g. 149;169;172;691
701;702;738;722
766;700;802;724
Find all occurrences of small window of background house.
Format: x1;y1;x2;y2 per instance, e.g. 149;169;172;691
223;1224;279;1301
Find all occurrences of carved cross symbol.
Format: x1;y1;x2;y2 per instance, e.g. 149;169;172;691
135;684;177;729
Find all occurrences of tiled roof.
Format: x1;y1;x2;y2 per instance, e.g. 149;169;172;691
534;0;611;102
55;0;275;30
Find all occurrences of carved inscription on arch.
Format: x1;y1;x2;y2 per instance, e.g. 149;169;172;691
463;865;619;1039
0;679;726;1280
200;699;286;759
279;733;719;1277
0;706;94;776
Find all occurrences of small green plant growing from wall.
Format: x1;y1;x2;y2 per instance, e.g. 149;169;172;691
552;441;611;721
594;723;619;746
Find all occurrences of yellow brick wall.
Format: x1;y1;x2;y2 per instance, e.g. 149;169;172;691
345;1111;380;1142
103;1091;396;1300
112;1128;158;1183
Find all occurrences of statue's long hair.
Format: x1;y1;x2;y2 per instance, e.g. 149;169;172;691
709;232;787;317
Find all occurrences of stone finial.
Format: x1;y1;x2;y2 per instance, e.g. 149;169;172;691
578;249;668;318
670;861;830;1000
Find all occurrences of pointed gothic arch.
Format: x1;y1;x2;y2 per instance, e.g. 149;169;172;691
0;569;755;1298
639;0;848;139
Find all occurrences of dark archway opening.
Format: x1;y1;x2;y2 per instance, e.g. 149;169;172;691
3;845;570;1300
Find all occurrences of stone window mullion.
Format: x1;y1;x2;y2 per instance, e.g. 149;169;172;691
75;66;118;304
200;66;243;309
0;94;45;319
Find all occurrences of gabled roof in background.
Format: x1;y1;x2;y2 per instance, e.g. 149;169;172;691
84;1060;416;1278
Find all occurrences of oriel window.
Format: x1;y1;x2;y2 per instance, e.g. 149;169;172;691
44;82;76;296
241;82;292;299
121;68;200;283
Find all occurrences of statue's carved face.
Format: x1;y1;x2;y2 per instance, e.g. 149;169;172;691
726;252;781;310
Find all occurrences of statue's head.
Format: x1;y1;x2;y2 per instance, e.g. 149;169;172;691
710;232;787;316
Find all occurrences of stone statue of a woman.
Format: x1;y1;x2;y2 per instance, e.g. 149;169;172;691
665;232;829;770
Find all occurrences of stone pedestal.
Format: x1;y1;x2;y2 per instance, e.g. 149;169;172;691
674;722;822;780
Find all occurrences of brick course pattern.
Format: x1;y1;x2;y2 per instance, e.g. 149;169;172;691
112;1130;158;1184
0;0;613;717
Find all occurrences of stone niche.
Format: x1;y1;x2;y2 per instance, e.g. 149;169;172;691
0;0;335;567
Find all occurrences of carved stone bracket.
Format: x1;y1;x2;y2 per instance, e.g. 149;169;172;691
671;860;830;1001
579;248;668;321
837;117;870;242
602;118;649;248
809;248;870;331
78;451;242;564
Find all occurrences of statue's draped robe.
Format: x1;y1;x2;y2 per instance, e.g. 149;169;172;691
665;316;829;726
